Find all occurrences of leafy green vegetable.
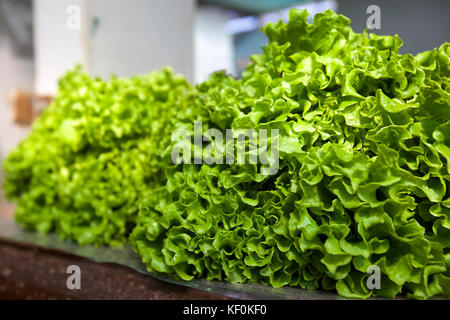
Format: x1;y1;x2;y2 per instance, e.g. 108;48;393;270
3;67;193;245
129;9;450;299
4;8;449;299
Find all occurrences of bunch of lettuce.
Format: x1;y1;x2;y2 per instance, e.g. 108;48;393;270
3;66;193;245
130;9;450;299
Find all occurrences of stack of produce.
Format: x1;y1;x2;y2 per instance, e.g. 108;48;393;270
4;9;450;299
3;67;193;245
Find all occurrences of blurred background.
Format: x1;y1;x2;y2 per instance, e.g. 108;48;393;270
0;0;449;211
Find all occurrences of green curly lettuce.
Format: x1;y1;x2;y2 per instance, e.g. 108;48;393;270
129;9;450;299
3;66;193;245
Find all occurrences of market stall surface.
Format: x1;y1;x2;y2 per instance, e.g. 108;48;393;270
0;205;342;300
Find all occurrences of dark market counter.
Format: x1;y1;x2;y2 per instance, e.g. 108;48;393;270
0;210;229;300
0;207;340;300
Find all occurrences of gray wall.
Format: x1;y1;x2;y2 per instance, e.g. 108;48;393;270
87;0;195;81
33;0;195;94
337;0;449;54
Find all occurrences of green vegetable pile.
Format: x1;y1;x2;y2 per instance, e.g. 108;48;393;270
4;9;450;299
3;67;193;245
129;10;450;299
